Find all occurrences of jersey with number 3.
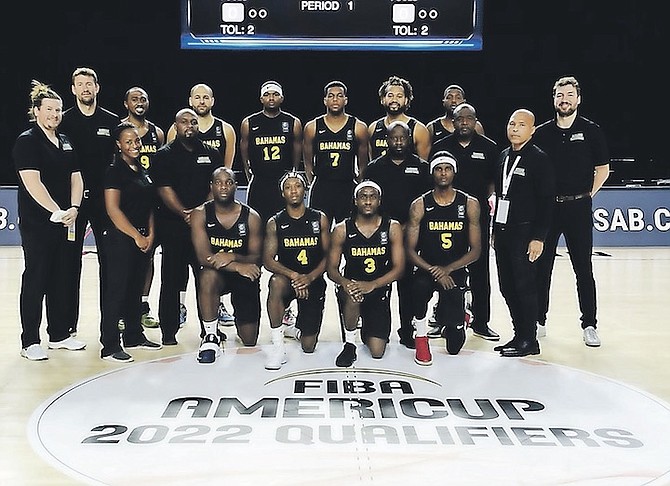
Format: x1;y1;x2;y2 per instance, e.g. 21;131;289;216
274;207;325;273
342;216;392;281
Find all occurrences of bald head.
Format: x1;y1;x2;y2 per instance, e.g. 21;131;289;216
506;109;536;150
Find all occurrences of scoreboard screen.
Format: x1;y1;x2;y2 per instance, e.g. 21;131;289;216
181;0;483;51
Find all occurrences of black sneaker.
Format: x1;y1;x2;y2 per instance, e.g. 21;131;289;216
444;324;466;355
398;329;416;349
126;339;162;350
197;334;222;364
335;343;357;367
471;325;500;341
162;336;178;346
427;325;445;339
102;350;134;362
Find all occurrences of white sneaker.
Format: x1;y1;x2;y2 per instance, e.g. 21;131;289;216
537;324;547;338
583;326;601;347
48;336;86;351
265;345;287;370
283;324;301;341
218;302;235;327
21;344;48;361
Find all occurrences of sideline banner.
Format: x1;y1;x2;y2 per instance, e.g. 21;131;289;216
1;186;668;247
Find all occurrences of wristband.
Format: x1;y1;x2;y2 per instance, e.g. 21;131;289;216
71;205;80;210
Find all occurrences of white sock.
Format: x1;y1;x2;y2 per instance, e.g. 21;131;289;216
204;319;217;335
414;316;429;337
219;296;225;305
179;291;186;305
345;329;357;344
271;326;284;346
142;296;149;303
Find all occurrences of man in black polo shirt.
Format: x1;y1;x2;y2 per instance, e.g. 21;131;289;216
365;121;432;348
151;108;224;345
534;76;609;347
431;103;499;342
60;67;120;335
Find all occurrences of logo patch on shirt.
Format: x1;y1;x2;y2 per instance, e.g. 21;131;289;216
238;223;247;237
471;152;485;160
62;143;73;151
346;129;354;141
458;205;466;219
570;132;585;142
197;156;212;165
513;167;526;176
96;128;111;137
380;231;388;245
405;167;419;175
282;122;290;133
312;221;320;234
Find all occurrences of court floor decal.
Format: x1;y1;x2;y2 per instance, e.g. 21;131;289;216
28;341;670;485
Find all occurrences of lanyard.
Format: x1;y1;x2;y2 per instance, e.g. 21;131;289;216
501;155;521;198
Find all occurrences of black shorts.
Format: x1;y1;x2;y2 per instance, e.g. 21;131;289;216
356;285;392;341
220;272;261;323
284;276;326;336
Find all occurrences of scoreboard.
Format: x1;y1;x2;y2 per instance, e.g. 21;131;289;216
181;0;483;51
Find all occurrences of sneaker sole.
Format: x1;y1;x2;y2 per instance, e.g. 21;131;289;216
47;345;86;350
414;357;433;366
102;356;134;363
20;352;48;361
584;342;601;347
472;332;500;342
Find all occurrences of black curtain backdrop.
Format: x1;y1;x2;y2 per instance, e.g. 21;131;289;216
1;0;665;185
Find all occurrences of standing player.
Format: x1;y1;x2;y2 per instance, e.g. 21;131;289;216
151;108;224;346
303;80;369;225
368;75;431;161
405;152;482;365
263;172;330;370
167;83;237;326
327;181;404;367
534;76;609;346
427;84;485;149
191;167;263;364
60;67;120;336
240;80;302;225
121;86;165;329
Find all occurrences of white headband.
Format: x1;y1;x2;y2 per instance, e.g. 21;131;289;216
261;82;283;97
430;155;458;173
354;180;382;198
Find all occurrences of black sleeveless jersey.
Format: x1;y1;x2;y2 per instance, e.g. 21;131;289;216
417;190;470;274
274;207;324;274
369;117;418;160
138;122;162;171
428;119;451;149
312;115;358;180
342;216;392;281
204;201;251;255
199;118;227;160
247;111;297;180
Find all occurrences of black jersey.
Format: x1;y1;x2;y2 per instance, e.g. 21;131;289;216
138;122;163;171
417;190;470;276
199;118;228;161
274;207;325;274
247;111;297;180
312;115;358;181
204;200;251;255
342;216;392;281
428;119;451;148
369;117;418;160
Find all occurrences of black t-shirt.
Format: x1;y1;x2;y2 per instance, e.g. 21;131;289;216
273;207;325;274
151;138;223;220
342;216;393;281
13;126;80;225
60;105;120;198
364;152;431;225
104;156;154;229
533;116;609;195
433;133;498;208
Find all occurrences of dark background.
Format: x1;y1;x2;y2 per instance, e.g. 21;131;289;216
1;0;666;186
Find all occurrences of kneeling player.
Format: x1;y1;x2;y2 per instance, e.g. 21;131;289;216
405;152;482;365
191;167;263;363
263;171;330;370
327;181;404;367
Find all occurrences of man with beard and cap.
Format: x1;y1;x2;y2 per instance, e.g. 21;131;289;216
60;67;120;337
167;83;237;328
190;167;263;364
263;171;330;371
327;180;405;367
533;76;609;347
303;80;369;226
427;103;500;342
427;84;485;148
365;121;432;349
405;151;482;365
368;75;431;161
121;86;165;330
492;109;555;358
151;108;224;346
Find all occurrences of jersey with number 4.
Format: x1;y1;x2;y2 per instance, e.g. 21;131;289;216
343;216;392;281
274;207;325;274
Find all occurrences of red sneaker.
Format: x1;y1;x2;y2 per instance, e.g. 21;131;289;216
414;336;432;366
